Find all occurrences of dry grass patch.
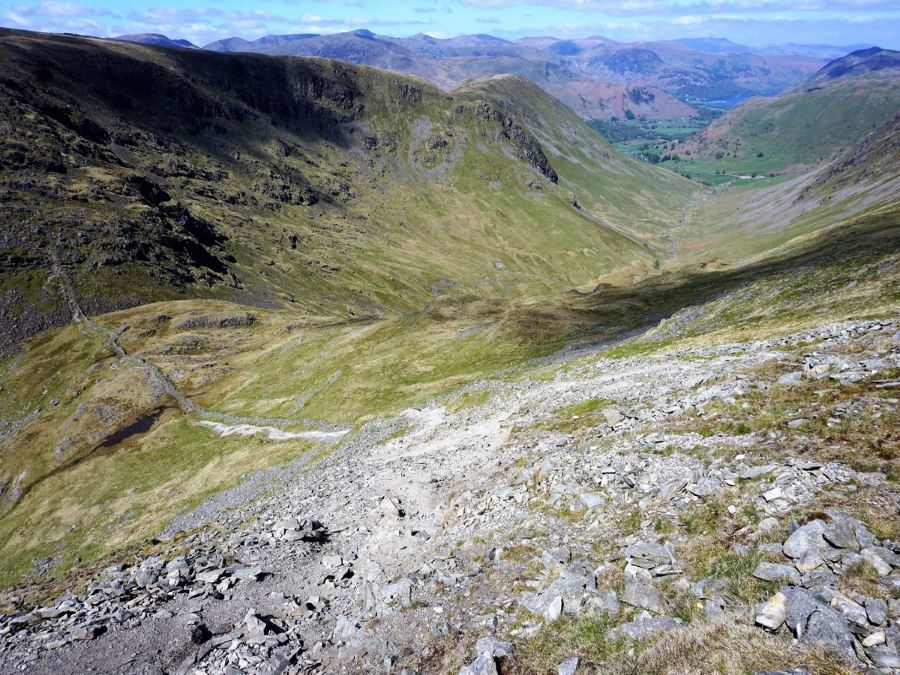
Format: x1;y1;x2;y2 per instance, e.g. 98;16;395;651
605;615;856;675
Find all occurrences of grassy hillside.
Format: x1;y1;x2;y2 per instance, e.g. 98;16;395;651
0;28;696;356
668;112;900;265
673;75;900;178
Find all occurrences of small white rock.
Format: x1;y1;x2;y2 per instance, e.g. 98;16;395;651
862;632;886;647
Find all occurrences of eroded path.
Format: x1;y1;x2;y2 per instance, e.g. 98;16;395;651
1;318;898;674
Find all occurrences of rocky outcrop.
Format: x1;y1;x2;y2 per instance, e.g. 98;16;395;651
476;102;558;183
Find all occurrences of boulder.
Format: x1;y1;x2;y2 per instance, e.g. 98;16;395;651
756;592;787;630
803;607;854;659
867;645;900;668
459;652;498;675
474;637;512;660
782;520;828;564
557;657;579;675
782;586;823;634
621;581;665;613
753;563;800;585
865;597;887;626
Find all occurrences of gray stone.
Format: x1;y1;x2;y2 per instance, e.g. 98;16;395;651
739;465;778;480
823;519;859;550
474;638;512;660
865;597;888;626
243;611;267;638
753;563;801;585
690;477;721;498
782;586;824;634
763;486;784;502
607;616;681;641
626;541;672;567
622;581;665;613
585;589;619;617
756;517;781;536
71;625;100;641
783;520;827;561
459;652;498;675
828;592;868;626
579;492;604;510
232;565;263;580
803;607;854;658
557;657;579;675
196;568;226;584
861;631;885;647
777;372;803;385
602;408;624;427
542;547;571;569
274;518;300;531
867;645;900;669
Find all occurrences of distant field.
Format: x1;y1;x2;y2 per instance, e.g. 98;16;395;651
588;111;792;186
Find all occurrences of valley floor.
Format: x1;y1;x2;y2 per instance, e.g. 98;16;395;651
1;312;897;674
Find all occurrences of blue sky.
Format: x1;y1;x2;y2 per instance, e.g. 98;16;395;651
2;0;898;49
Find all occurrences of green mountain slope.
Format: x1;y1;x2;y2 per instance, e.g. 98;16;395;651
674;49;900;175
0;28;695;356
670;112;900;266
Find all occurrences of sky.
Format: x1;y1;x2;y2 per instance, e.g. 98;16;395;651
1;0;898;49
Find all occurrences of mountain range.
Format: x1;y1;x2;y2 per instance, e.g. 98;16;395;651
112;30;844;120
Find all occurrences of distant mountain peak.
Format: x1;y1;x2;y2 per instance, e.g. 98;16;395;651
114;33;197;49
812;46;900;84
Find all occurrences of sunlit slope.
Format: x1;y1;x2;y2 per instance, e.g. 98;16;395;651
677;59;900;175
672;113;900;266
0;28;695;355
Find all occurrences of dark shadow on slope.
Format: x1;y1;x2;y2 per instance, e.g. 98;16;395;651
522;203;900;361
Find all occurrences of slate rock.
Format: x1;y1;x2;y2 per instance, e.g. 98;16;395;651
823;519;859;550
865;597;888;626
459;652;498;675
753;563;800;585
71;625;102;641
602;408;624;427
783;520;827;561
585;589;619;617
626;541;672;567
607;616;681;641
690;477;721;498
740;465;777;480
474;637;512;660
867;645;900;668
621;581;665;613
756;592;787;630
803;607;854;658
828;592;868;626
557;656;579;675
861;631;885;647
782;586;824;634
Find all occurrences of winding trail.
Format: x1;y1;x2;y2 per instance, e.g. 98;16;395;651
47;250;350;435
